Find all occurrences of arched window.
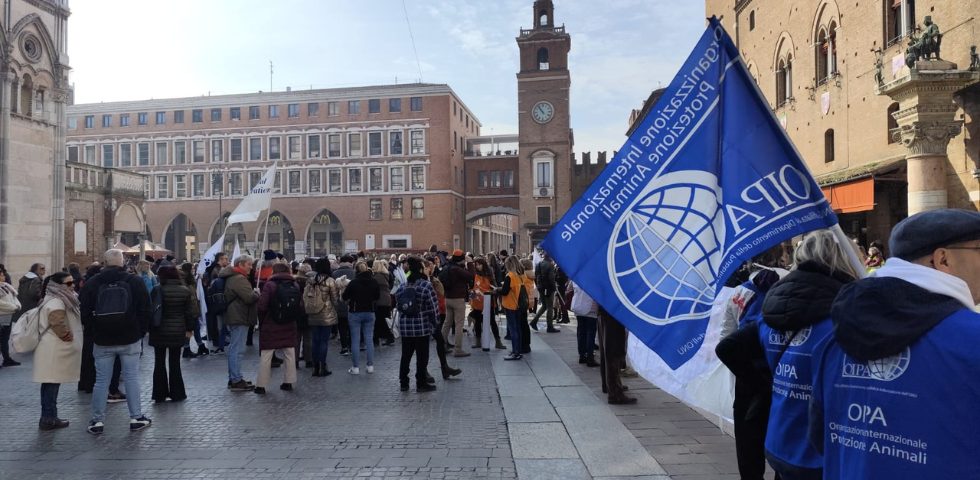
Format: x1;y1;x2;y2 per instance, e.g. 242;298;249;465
539;10;549;26
749;11;756;31
537;47;549;70
824;129;835;163
776;56;793;107
887;102;900;144
20;74;33;116
816;28;837;84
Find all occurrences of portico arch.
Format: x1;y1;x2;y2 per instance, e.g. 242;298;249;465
305;209;345;258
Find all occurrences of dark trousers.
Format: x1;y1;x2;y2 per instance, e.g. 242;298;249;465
311;325;332;365
246;325;254;345
532;289;556;328
399;336;430;386
40;383;60;419
297;326;312;363
470;307;501;342
153;346;186;401
337;315;351;350
520;308;531;353
576;315;598;360
598;310;627;400
733;381;777;480
0;324;11;361
79;326;121;393
374;306;394;343
433;315;449;368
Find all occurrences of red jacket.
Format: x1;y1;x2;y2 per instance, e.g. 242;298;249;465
256;272;298;350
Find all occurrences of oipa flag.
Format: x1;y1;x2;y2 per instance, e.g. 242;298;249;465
541;18;838;370
228;163;277;224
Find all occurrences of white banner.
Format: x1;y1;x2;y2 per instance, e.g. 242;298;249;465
196;234;226;276
228;163;277;224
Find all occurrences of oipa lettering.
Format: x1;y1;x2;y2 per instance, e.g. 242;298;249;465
848;403;887;427
726;165;813;235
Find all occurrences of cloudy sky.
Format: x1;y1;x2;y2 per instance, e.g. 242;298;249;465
69;0;706;156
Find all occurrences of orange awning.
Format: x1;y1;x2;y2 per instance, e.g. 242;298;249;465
821;177;875;214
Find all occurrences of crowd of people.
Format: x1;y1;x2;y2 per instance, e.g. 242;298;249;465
3;242;618;433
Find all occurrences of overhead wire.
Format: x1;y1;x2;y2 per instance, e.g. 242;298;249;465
402;0;424;83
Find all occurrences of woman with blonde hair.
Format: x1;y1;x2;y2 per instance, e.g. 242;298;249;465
494;256;528;360
136;260;158;293
372;260;395;346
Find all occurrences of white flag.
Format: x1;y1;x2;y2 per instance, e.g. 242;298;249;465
197;234;226;276
227;163;277;224
232;237;241;263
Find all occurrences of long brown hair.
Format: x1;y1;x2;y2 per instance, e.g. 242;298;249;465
474;257;497;286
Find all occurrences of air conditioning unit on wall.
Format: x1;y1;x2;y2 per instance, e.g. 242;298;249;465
534;187;554;198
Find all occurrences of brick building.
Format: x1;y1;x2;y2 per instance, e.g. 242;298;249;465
0;0;71;274
705;0;980;250
65;162;146;267
66;84;484;261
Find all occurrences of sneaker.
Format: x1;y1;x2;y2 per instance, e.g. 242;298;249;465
348;367;359;375
211;348;225;355
366;366;374;374
107;392;127;404
197;345;209;356
228;380;255;391
129;416;152;431
87;421;104;435
340;348;351;357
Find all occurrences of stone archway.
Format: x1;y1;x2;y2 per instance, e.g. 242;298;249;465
115;202;144;247
163;213;198;262
465;209;520;255
257;211;295;260
305;209;345;258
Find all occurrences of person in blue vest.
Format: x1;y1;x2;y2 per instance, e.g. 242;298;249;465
716;244;787;480
810;209;980;479
756;229;862;479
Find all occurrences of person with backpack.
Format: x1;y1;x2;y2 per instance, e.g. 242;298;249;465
531;251;558;333
342;261;381;375
78;249;153;435
204;253;230;354
32;272;81;431
253;263;300;394
220;254;260;392
439;250;476;358
305;257;340;377
494;256;529;361
393;256;439;392
148;266;198;403
714;244;786;480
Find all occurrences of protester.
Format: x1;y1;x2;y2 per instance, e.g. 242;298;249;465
469;257;505;350
811;209;980;478
531;251;559;332
372;260;395;346
342;261;380;375
294;263;312;368
33;272;81;430
554;263;570;324
137;260;158;293
496;256;527;361
567;279;598;367
716;244;786;480
79;249;153;435
306;257;340;377
177;262;207;357
518;259;535;353
393;256;439;392
254;263;299;394
220;254;259;392
204;252;230;354
423;260;460;380
0;268;21;369
332;255;355;356
148;266;197;403
439;249;475;357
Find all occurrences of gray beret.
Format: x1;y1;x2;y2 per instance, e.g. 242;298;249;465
890;208;980;261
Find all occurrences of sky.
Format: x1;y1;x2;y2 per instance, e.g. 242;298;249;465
68;0;706;157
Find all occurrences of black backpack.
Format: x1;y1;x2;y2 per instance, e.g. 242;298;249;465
95;281;133;329
208;277;229;314
396;282;421;316
270;278;302;324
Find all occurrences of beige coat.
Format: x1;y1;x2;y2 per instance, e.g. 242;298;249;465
0;282;21;325
32;298;82;384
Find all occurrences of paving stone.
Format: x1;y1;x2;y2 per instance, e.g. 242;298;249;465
508;423;578;459
499;396;560;423
376;456;431;467
514;458;592;480
557;405;666;477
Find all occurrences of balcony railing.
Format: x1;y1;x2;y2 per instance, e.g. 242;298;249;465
519;25;565;37
464;149;518;157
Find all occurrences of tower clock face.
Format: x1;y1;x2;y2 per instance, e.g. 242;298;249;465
531;101;555;124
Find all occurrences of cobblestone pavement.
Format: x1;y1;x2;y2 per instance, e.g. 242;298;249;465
0;333;517;479
536;321;776;480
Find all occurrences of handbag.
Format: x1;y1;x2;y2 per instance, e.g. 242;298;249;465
387;311;401;339
10;300;51;353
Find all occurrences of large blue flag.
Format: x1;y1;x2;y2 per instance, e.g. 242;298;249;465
541;18;838;370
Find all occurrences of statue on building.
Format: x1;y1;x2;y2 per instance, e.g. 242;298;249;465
905;15;942;67
970;45;980;71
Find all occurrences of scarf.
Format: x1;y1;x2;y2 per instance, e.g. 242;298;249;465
0;282;16;297
45;281;80;318
870;257;976;309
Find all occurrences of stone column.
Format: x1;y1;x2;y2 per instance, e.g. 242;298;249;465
877;62;980;215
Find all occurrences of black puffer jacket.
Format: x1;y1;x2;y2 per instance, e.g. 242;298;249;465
762;261;854;332
148;280;198;348
342;270;380;313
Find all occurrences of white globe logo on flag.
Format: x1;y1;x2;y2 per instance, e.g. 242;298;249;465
608;170;726;325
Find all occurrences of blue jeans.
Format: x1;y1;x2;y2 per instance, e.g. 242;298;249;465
311;325;332;364
215;315;227;349
40;383;60;419
505;309;522;355
576;316;598;360
348;312;375;368
227;325;249;382
92;341;143;423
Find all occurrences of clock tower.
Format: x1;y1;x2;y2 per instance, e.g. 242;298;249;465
516;0;573;251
